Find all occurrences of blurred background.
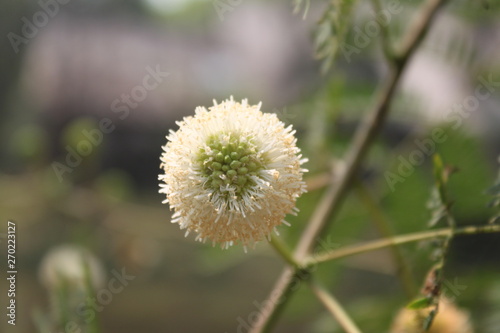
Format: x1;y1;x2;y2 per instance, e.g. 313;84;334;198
0;0;499;332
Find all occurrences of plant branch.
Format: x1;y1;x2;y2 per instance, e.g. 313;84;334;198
250;0;448;331
257;267;304;333
306;224;500;266
396;0;447;65
296;0;447;260
309;281;363;333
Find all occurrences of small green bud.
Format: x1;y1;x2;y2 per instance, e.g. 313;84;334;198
230;160;242;170
248;162;257;171
237;145;246;154
230;152;240;160
212;162;222;170
237;176;248;186
211;179;223;187
215;153;224;162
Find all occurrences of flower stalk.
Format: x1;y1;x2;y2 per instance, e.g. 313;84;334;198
309;281;363;333
269;234;301;269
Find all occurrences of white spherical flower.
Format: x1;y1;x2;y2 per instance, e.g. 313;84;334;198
159;97;307;250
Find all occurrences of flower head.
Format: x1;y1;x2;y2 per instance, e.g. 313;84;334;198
159;97;307;250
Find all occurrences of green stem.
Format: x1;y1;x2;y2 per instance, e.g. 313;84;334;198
269;234;301;269
306;224;500;266
310;281;363;333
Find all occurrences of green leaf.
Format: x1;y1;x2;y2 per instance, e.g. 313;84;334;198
313;0;359;74
406;297;432;309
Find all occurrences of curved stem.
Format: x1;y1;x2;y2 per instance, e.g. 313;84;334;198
306;224;500;266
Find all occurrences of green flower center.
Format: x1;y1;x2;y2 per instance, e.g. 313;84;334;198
198;133;264;196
